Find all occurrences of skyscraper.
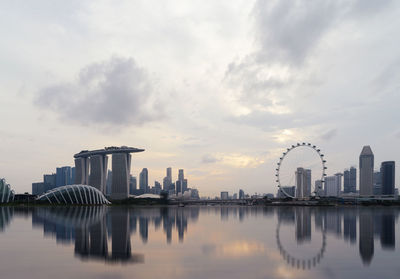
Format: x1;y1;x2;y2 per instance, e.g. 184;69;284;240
129;176;137;195
176;169;186;195
239;189;245;199
324;175;341;197
139;168;148;193
359;146;374;196
110;153;132;200
295;167;308;198
182;179;188;193
335;173;343;195
305;169;312;197
373;171;382;195
43;173;56;192
89;155;108;193
178;169;184;181
344;167;357;193
163;167;172;191
167;167;172;181
381;161;395;195
106;170;112;195
350;167;357;192
56;166;72;187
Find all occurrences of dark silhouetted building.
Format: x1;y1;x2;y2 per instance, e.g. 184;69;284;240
239;189;245;199
373;171;382;195
139;168;148;193
344;167;357;193
381;161;395;195
56;166;73;187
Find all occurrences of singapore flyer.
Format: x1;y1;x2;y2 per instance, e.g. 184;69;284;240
276;143;327;199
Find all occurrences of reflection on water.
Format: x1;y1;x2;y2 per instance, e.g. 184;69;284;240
275;207;398;268
0;206;399;277
28;206;200;264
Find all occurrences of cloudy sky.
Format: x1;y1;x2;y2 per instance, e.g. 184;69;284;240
1;0;400;196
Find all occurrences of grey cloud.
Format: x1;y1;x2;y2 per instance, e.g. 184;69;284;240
35;57;165;126
253;0;341;65
224;0;394;129
321;128;337;141
371;58;400;96
252;0;393;65
201;154;219;164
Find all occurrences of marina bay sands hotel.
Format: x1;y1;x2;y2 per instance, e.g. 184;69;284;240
74;146;144;200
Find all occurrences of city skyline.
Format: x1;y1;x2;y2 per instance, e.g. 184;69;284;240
20;143;400;198
1;1;400;197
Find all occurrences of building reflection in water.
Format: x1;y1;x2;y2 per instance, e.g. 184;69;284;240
0;205;398;268
275;207;398;269
29;206;202;263
277;207;326;270
0;207;13;232
359;209;374;265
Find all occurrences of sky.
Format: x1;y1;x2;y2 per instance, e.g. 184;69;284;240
1;0;400;197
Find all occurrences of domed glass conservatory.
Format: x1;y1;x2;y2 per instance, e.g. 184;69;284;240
37;184;110;205
0;178;14;203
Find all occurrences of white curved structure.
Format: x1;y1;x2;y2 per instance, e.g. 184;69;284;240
37;184;110;205
0;178;14;203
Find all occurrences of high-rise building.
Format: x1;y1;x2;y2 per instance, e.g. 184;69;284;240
110;153;131;200
175;180;181;194
71;167;75;185
163;176;170;191
167;167;172;181
325;176;337;197
344;167;357;193
153;181;162;194
56;166;72;187
163;167;173;191
220;192;229;200
178;169;184;181
239;189;245;199
295;168;309;198
43;173;56;192
74;157;89;185
106;170;112;195
324;173;342;197
305;169;312;197
359;146;374;196
139;168;148;193
129;176;137;195
89;155;108;193
182;179;188;193
335;173;343;195
32;182;45;195
350;167;357;192
373;171;382;195
381;161;395;195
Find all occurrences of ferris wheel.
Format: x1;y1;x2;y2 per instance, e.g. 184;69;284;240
276;142;327;198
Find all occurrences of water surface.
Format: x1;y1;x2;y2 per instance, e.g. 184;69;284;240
0;206;399;279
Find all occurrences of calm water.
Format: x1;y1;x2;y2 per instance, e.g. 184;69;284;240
1;206;400;279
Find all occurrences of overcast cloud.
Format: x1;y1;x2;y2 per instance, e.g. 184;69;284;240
35;57;164;126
